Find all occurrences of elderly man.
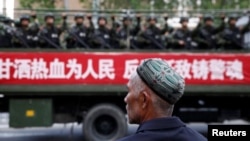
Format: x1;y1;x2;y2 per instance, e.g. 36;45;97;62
117;58;207;141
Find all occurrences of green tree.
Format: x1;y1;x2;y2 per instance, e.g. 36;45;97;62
19;0;66;26
19;0;55;9
79;0;151;10
190;0;250;10
80;0;250;11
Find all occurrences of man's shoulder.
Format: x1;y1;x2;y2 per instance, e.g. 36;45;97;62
116;134;138;141
117;131;207;141
116;134;147;141
116;136;133;141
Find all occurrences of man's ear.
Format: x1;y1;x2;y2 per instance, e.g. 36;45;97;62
140;91;150;109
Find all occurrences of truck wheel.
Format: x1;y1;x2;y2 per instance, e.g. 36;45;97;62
83;104;127;141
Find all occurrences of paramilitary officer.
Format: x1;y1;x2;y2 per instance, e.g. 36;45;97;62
65;13;91;49
116;15;141;49
29;11;40;37
162;15;174;48
242;11;250;49
219;13;250;50
12;15;38;48
0;15;5;47
89;14;115;49
137;15;167;49
192;14;225;49
169;17;193;50
38;13;62;49
0;15;13;48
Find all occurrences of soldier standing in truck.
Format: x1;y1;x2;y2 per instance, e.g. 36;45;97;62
38;13;62;49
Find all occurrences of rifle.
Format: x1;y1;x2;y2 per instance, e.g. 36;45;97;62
39;32;61;49
67;29;91;49
95;36;113;49
200;28;216;49
130;38;140;49
142;32;165;49
173;29;193;49
8;27;30;48
223;29;243;49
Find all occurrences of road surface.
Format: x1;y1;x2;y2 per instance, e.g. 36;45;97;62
2;113;249;141
0;122;208;141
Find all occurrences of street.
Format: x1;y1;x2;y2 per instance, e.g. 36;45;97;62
1;112;249;141
1;122;137;141
0;123;208;141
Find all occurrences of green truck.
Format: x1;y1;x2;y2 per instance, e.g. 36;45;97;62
0;49;250;140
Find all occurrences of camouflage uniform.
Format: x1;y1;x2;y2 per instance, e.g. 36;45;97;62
219;14;250;50
38;13;62;49
0;16;13;48
136;15;168;49
65;14;91;49
89;15;116;49
192;14;225;49
169;17;193;50
116;15;141;49
12;15;38;48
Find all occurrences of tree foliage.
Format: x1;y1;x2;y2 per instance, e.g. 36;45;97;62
20;0;55;9
190;0;250;9
20;0;249;10
79;0;250;10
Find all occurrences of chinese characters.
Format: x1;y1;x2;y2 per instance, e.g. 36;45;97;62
0;57;245;82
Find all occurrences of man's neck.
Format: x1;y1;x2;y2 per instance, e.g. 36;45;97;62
139;109;171;124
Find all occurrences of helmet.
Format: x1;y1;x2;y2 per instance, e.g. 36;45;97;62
122;15;132;21
74;13;84;20
180;17;189;23
3;17;13;24
203;14;213;22
0;15;6;22
20;15;30;21
44;12;55;21
114;21;121;28
14;19;21;27
98;14;107;23
228;13;238;21
147;15;157;22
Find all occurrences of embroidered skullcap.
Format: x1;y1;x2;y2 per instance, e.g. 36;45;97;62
136;58;185;105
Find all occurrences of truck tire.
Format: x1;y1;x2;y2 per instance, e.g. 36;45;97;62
83;104;128;141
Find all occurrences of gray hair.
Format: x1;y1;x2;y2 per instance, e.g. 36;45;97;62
151;92;174;115
130;72;146;95
131;72;173;115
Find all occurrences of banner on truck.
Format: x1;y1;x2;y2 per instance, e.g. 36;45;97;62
0;52;250;85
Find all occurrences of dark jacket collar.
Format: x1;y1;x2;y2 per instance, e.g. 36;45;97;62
136;116;185;133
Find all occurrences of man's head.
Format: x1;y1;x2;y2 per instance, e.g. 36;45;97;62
74;14;84;25
180;17;189;28
147;15;157;26
125;58;185;124
228;14;238;26
98;15;107;27
122;16;132;27
204;15;214;26
20;15;30;27
44;13;55;25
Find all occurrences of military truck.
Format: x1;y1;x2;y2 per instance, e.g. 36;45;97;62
0;49;250;140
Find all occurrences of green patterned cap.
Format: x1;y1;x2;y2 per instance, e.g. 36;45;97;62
136;58;185;105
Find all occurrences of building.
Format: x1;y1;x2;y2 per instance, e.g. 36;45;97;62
1;0;91;19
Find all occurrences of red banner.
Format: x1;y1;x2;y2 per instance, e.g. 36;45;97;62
0;52;250;85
